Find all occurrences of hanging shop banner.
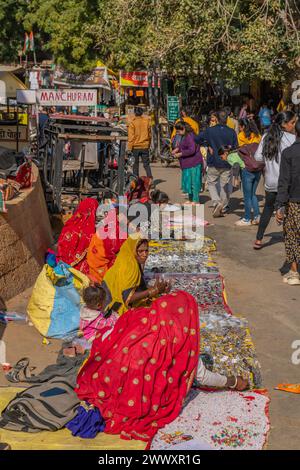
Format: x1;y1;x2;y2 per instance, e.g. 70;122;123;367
167;96;180;122
53;66;111;90
0;125;28;142
36;89;97;107
120;71;160;88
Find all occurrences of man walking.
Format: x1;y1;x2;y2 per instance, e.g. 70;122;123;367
128;107;153;180
195;110;238;217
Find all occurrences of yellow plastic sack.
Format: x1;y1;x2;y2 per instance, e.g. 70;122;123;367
27;263;90;338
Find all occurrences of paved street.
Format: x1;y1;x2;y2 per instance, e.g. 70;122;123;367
1;161;300;449
153;162;300;450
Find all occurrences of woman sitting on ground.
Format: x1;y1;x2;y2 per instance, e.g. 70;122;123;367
127;176;152;205
238;118;261;147
102;235;170;316
75;235;248;442
87;208;127;283
57;198;98;274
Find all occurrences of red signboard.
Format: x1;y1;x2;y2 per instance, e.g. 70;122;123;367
120;71;160;88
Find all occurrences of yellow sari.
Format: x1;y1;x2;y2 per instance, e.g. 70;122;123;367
102;236;142;316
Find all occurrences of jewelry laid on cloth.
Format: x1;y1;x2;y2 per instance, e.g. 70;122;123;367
151;389;270;450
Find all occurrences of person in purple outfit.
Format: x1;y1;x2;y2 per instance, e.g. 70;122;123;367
172;121;204;205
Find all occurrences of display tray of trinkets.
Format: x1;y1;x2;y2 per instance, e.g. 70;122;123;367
146;238;262;388
147;239;218;275
145;273;225;308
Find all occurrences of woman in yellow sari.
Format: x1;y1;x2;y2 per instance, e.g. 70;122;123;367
102;235;170;316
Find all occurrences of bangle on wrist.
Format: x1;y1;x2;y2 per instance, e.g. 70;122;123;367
228;376;238;389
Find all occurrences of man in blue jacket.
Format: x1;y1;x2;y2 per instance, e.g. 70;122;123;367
195;110;238;217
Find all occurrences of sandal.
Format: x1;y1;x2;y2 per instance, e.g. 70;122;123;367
253;241;263;250
5;357;32;383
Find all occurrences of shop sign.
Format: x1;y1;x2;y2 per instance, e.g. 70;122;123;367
0;125;28;142
36;89;97;106
53;67;111;90
120;71;160;88
167;96;180;122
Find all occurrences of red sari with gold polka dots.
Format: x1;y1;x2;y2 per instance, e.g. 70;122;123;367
57;198;98;274
75;290;199;441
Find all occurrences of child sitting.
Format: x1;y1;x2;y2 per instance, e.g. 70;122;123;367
218;145;245;189
80;285;118;342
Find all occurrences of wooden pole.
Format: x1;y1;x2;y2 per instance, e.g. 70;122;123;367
16;109;19;152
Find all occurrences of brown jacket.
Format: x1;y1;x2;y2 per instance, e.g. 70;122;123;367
127;115;151;151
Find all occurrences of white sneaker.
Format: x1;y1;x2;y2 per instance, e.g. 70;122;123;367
287;275;300;286
213;203;224;218
235;218;252;227
251;216;260;225
283;271;300;285
283;270;295;283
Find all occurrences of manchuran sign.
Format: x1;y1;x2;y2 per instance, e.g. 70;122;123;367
36;89;97;107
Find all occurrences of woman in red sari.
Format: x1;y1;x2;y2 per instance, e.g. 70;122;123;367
127;176;152;204
76;290;199;441
57;198;98;274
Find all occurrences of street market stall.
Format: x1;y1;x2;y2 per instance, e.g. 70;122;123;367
41;113;128;212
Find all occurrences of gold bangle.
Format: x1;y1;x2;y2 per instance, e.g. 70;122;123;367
148;287;158;297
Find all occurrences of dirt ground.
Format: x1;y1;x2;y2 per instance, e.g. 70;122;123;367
1;161;300;449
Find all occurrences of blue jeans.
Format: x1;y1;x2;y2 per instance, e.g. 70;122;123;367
241;169;261;221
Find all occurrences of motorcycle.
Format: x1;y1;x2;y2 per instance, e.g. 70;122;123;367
111;151;138;196
160;136;174;167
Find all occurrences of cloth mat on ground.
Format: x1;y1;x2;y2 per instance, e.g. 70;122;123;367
151;388;270;450
0;388;146;450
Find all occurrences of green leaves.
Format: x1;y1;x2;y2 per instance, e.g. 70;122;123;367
0;0;299;85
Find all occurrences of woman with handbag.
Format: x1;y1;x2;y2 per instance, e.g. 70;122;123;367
218;143;263;227
253;111;296;249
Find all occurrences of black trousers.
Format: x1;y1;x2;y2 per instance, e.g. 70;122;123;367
132;149;153;178
256;191;277;240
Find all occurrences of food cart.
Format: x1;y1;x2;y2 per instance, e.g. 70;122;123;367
41;114;128;212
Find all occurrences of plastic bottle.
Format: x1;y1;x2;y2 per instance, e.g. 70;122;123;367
0;311;28;325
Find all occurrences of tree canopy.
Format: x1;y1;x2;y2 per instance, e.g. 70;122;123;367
0;0;299;86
